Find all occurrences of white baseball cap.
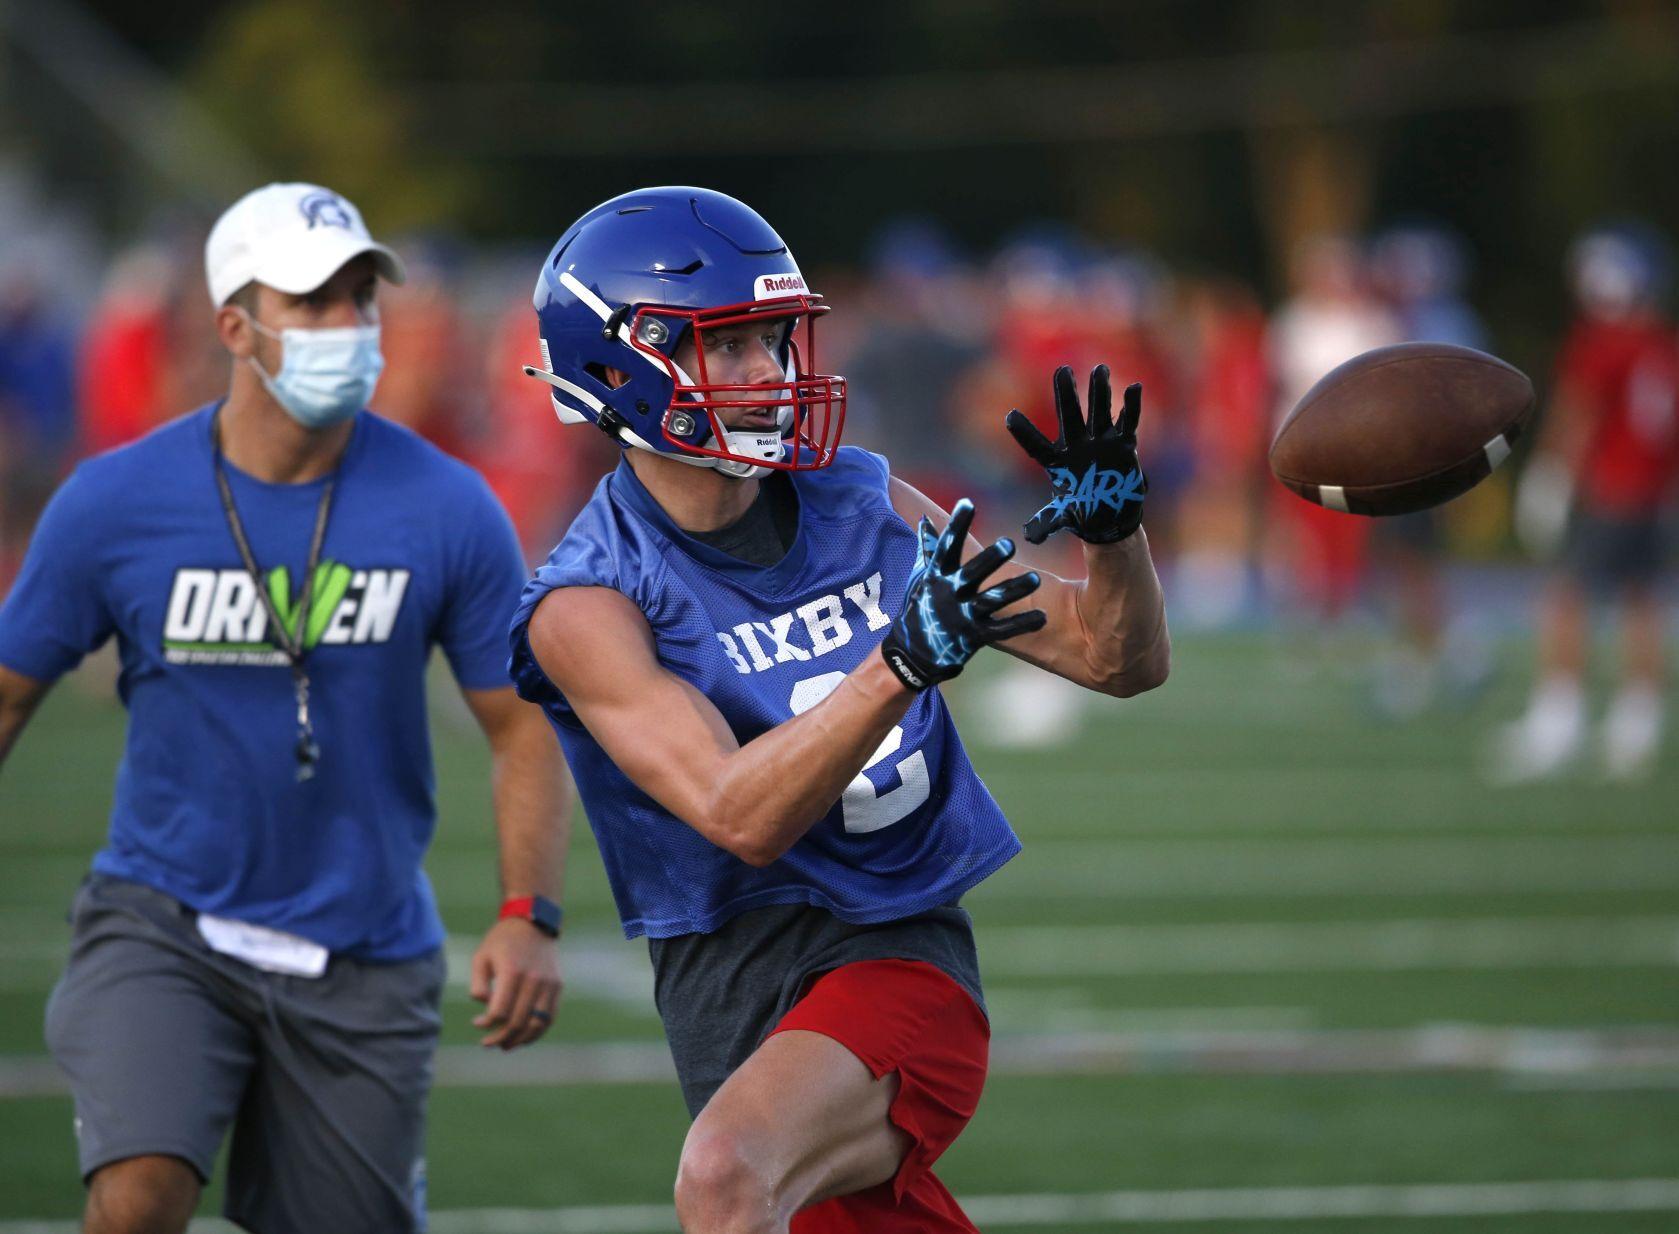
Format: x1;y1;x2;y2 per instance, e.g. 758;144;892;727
205;182;406;307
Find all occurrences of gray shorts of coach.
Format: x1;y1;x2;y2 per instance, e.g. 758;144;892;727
45;875;444;1234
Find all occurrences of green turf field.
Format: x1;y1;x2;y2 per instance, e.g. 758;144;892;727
1;632;1676;1231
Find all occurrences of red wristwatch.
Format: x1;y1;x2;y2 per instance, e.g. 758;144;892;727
498;895;563;938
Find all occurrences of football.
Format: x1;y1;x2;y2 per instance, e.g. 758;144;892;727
1269;342;1535;516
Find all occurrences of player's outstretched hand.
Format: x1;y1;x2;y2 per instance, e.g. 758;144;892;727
1006;364;1147;545
880;498;1046;691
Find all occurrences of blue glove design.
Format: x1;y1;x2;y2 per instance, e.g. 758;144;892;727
1007;364;1148;545
879;499;1047;691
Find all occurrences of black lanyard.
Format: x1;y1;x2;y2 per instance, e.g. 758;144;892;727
210;408;340;781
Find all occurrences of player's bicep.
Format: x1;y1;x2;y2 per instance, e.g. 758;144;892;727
525;587;738;825
885;476;1075;666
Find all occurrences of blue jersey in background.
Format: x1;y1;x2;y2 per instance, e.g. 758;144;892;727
0;405;526;960
508;447;1020;939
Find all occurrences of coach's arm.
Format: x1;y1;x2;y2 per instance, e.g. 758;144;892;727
0;664;50;770
527;587;913;868
459;685;573;1049
889;480;1170;698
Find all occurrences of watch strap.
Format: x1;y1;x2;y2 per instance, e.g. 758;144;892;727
498;894;562;938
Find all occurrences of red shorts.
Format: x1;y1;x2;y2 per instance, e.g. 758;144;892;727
769;958;990;1234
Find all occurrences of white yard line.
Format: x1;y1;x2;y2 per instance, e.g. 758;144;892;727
975;915;1679;975
5;912;1677;999
980;766;1678;836
4;1024;1677;1099
953;1178;1679;1226
980;996;1319;1033
980;834;1679;899
5;1177;1679;1232
443;935;655;1007
464;914;1679;993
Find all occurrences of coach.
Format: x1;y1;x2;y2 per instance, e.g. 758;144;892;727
0;183;570;1234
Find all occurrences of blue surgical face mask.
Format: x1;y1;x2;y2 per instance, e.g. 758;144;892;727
243;312;384;429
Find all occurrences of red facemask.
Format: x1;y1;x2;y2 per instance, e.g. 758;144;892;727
627;294;847;472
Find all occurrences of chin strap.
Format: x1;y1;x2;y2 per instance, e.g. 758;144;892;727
708;397;794;478
713;428;786;479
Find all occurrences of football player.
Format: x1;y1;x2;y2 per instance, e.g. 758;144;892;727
1497;222;1678;780
510;188;1169;1233
1367;224;1494;717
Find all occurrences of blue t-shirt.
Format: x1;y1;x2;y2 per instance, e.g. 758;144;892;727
508;447;1021;940
0;405;525;960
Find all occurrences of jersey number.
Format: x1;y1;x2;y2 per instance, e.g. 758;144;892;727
788;672;930;834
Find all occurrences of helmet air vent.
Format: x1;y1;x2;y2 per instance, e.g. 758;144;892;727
690;195;786;257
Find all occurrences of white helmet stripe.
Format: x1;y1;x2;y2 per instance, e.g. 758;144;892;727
558;270;612;322
559;270;667;375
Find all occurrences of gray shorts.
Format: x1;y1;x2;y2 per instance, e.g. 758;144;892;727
1566;509;1672;592
45;876;444;1233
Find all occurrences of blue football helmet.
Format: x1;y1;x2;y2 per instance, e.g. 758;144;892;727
524;187;846;478
1370;224;1469;303
1569;221;1673;318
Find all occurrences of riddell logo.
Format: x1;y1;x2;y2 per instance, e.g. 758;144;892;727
754;273;808;300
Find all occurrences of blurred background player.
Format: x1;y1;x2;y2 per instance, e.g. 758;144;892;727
0;252;78;592
1172;274;1271;631
955;229;1180;746
1496;222;1679;781
1367;224;1495;717
841;217;982;507
1265;235;1402;633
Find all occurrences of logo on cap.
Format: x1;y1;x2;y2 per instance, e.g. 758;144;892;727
299;191;353;230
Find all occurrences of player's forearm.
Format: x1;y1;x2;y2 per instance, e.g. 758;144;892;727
488;715;572;902
0;707;28;770
1072;529;1170;697
0;666;49;771
702;654;912;867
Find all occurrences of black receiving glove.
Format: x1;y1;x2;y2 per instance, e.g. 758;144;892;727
1006;364;1147;545
879;498;1047;692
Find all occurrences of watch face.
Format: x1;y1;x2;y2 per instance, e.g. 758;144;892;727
530;897;563;936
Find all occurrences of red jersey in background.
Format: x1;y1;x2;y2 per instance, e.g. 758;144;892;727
1556;317;1679;513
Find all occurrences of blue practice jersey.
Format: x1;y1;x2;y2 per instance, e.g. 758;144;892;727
508;447;1021;939
0;405;526;960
